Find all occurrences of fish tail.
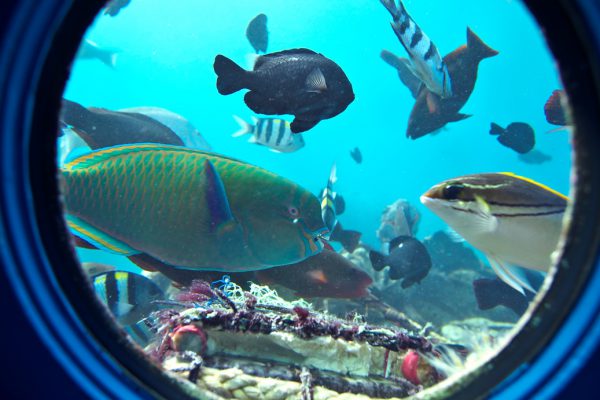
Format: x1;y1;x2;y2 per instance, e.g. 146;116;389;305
466;27;499;60
369;250;387;271
214;55;249;95
97;49;118;68
232;115;253;137
489;122;505;135
380;49;404;70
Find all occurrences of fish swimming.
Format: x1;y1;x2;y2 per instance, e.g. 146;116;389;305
320;163;338;239
489;122;535;154
232;115;304;153
255;248;373;298
76;39;119;68
61;99;184;149
420;172;568;294
246;13;269;54
544;89;568;126
473;276;541;316
518;149;552;165
369;235;432;288
376;199;420;251
318;188;345;215
379;0;452;101
104;0;131;17
62;144;326;275
350;147;362;164
406;28;499;139
380;49;422;99
330;223;362;253
214;48;355;133
92;270;165;326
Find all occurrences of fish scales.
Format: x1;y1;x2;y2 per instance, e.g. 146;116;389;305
63;145;323;271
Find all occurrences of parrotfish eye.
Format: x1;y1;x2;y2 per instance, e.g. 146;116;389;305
443;183;464;200
287;205;299;218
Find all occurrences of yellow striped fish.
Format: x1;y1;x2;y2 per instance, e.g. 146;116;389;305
420;172;568;294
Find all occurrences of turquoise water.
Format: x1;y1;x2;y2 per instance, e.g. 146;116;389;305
64;0;569;256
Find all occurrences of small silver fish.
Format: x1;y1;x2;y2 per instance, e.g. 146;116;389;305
320;163;338;240
421;172;568;294
380;0;452;99
232;115;305;153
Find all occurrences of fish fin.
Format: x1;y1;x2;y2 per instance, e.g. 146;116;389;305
63;143;172;171
445;228;465;243
380;49;421;97
202;160;239;236
546;126;568;134
248;136;258;143
472;278;503;310
214;55;249;95
329;163;337;185
66;214;139;255
447;113;472;123
471;195;499;233
369;250;387;271
268;148;282;153
306;68;327;92
466;27;499;60
486;255;535;295
232;115;252;137
426;92;440;114
388;235;412;249
97;50;118;69
307;269;329;284
251;116;259;125
489;122;505;136
290;118;319;133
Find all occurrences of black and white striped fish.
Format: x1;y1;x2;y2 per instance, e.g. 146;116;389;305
93;270;165;326
233;115;305;153
421;173;567;294
320;163;338;240
380;0;452;99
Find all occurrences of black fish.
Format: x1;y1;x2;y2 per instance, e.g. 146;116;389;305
489;122;535;154
246;13;268;54
213;48;355;133
330;222;361;253
369;235;431;288
473;277;535;316
61;99;184;149
350;147;362;164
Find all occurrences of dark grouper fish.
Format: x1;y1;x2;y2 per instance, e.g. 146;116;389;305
407;28;499;139
62;144;326;275
214;49;355;133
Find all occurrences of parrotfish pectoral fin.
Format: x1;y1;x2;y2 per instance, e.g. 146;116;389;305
203;160;236;233
306;68;328;93
486;255;536;295
66;214;139;255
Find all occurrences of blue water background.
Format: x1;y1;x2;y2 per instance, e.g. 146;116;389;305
64;0;570;263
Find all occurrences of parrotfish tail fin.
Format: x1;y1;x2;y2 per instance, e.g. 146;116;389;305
66;214;139;256
214;55;249;95
232;115;252;137
489;122;505;135
486;255;536;295
369;250;387;271
466;27;499;61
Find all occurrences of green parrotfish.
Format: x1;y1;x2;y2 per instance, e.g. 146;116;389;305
62;144;326;273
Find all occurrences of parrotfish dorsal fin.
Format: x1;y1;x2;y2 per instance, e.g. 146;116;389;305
63;143;183;171
66;214;139;255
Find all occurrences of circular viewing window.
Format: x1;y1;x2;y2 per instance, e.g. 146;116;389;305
2;0;600;399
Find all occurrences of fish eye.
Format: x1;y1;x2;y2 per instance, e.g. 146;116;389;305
442;183;464;200
3;1;600;400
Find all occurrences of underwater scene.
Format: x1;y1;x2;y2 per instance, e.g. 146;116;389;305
59;0;571;398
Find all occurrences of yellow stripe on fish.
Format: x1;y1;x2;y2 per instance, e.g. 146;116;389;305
421;172;568;294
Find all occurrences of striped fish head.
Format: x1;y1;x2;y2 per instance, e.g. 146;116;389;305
242;181;326;267
420;172;568;242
